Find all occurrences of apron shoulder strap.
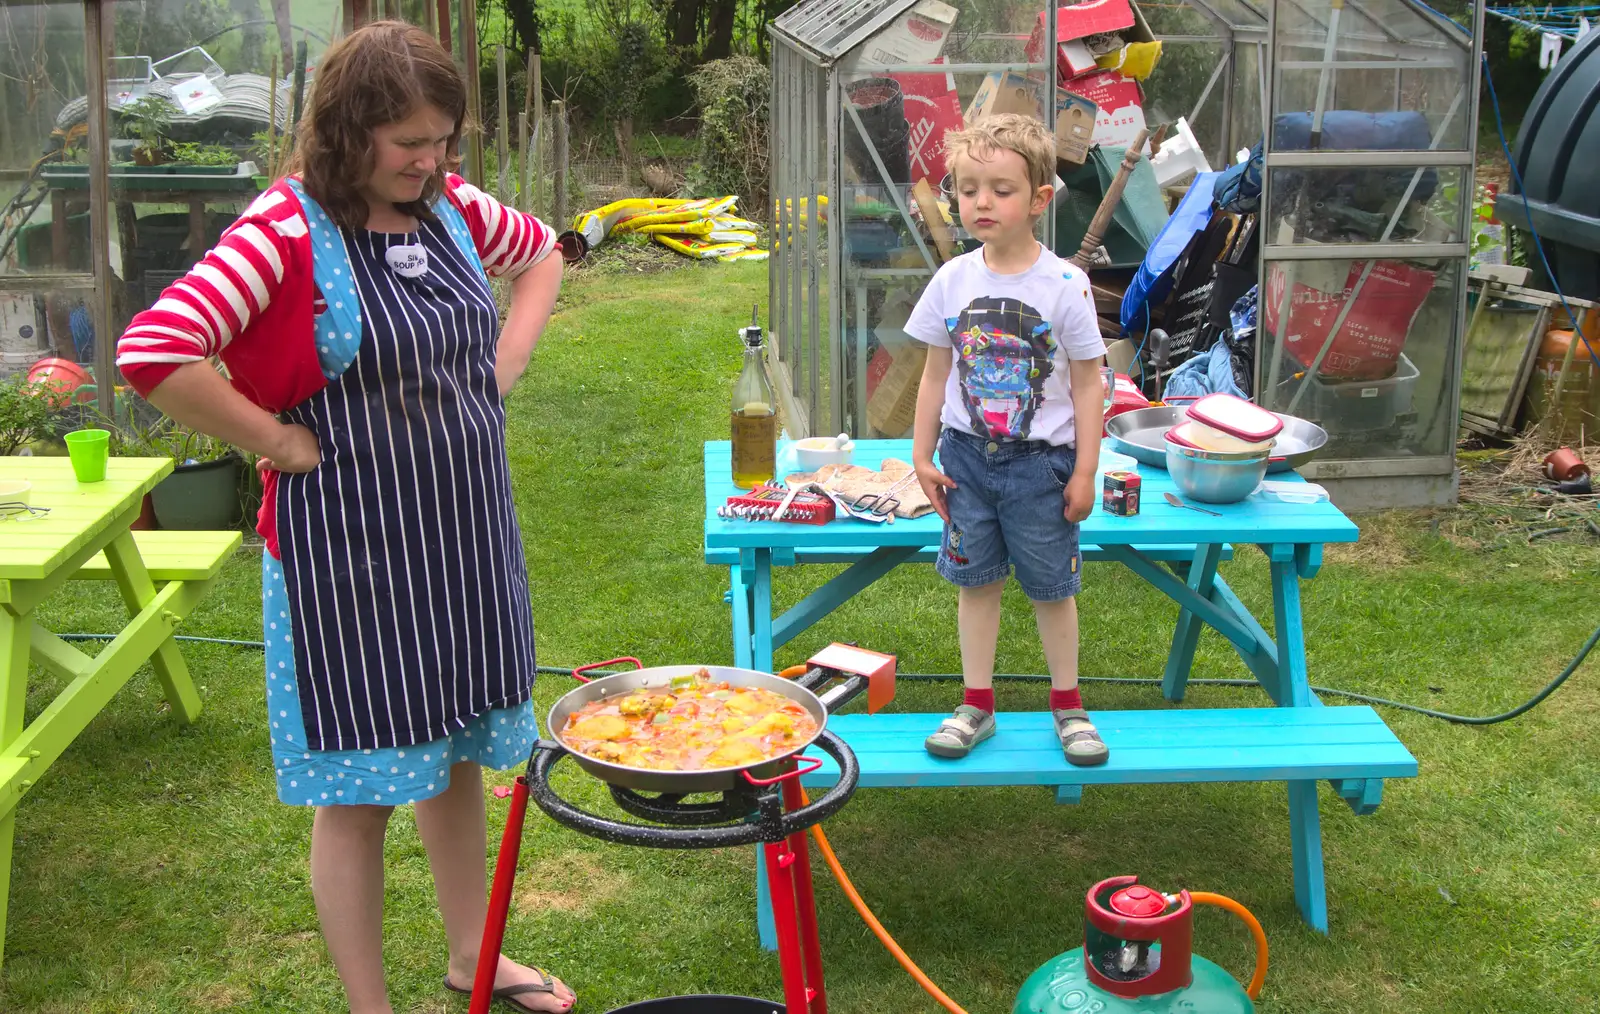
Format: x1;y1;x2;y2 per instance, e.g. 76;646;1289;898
433;183;492;287
285;178;365;381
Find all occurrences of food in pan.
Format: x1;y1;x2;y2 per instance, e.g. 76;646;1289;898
561;669;818;770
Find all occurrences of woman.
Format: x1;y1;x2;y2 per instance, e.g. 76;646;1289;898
115;21;572;1014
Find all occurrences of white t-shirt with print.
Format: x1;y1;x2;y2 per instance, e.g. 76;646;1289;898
905;244;1106;447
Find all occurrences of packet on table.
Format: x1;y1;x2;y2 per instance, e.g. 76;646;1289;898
1253;480;1329;504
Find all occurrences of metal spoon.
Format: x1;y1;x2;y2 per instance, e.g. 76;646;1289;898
1164;491;1221;516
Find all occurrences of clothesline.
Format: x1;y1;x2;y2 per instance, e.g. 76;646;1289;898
1486;4;1600;38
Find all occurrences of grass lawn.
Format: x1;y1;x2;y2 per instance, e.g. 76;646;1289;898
2;259;1598;1013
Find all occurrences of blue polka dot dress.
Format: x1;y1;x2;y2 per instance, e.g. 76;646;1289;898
262;180;540;807
264;554;537;806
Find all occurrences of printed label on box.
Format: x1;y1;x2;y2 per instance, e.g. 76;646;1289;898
1263;260;1435;381
849;0;958;70
893;69;964;185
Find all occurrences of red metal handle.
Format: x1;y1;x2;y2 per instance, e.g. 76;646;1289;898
742;755;823;786
570;656;642;684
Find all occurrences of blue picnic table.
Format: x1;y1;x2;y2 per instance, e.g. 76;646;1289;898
702;440;1417;942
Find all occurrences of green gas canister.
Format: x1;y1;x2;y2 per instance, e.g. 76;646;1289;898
1014;876;1267;1014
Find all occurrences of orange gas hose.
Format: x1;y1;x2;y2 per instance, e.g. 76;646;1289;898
797;787;971;1014
1188;892;1268;999
778;665;811;680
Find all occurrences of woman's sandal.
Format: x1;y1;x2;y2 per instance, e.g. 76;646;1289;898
444;968;573;1012
1054;708;1109;767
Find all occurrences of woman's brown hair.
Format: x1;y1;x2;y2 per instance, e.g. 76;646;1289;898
285;20;467;230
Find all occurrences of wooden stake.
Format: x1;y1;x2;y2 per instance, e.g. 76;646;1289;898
552;100;569;230
461;0;484;186
265;52;280;179
1071;129;1149;270
531;54;543;216
496;45;510;202
911;179;953;262
518;51;535;212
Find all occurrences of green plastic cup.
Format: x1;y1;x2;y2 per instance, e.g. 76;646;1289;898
65;428;110;483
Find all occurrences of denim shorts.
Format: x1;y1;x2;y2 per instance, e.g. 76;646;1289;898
934;427;1082;601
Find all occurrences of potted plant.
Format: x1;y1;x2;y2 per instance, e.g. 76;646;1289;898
119;95;177;167
168;141;241;175
110;415;245;530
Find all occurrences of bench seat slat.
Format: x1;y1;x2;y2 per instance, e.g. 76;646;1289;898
72;531;243;583
706;543;1234;566
802;707;1417;789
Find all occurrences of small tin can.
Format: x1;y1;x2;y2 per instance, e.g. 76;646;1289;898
1102;469;1141;516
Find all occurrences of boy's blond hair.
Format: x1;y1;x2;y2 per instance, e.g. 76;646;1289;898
944;113;1055;191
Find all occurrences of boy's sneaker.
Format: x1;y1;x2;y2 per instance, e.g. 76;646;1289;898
1054;708;1109;766
924;704;996;759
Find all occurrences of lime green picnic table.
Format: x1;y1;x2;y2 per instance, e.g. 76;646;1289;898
0;458;241;968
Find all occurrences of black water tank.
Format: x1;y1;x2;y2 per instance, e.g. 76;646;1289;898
1496;29;1600;300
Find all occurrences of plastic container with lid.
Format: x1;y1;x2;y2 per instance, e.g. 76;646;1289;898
1186;394;1283;442
1169;419;1275;455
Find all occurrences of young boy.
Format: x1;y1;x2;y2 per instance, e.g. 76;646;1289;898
905;113;1109;766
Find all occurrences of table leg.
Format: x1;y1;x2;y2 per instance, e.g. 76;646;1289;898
730;564;754;669
0;606;34;970
750;549;775;674
1288;779;1329;933
103;532;203;723
1162;543;1222;702
1269;554;1313;708
756;846;777;950
1272;548;1329;931
187;200;206;265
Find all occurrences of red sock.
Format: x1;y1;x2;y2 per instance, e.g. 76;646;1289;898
963;688;995;714
1050;687;1083;712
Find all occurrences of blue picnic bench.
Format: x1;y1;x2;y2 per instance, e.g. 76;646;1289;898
702;440;1418;945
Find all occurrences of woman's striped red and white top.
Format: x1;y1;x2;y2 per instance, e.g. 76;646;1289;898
115;175;555;394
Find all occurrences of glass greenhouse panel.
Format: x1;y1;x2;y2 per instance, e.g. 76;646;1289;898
1258;254;1462;459
1265;165;1467;246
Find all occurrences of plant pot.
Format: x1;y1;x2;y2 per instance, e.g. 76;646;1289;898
130;492;157;531
150;453;244;530
132;148;166;167
844;77;910;185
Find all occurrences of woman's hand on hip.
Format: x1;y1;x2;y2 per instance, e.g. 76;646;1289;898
259;423;321;473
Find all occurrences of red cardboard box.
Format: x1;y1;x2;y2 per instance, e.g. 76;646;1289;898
1263;259;1435;381
892;68;965;186
1026;0;1137;75
1066;69;1146;151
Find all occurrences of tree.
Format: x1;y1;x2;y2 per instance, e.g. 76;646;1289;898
504;0;544;56
704;0;737;60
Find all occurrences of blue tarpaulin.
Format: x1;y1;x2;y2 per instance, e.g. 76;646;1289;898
1119;172;1221;335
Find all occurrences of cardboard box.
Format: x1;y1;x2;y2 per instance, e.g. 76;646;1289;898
1026;0;1137;77
893;69;965;186
1065;69;1146;152
867;343;927;437
964;71;1100;167
1056;90;1097;165
848;0;959;71
0;295;41;356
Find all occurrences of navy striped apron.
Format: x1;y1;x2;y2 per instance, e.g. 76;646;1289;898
275;180;536;752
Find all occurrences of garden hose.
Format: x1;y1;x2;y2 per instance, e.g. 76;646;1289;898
63;621;1598;727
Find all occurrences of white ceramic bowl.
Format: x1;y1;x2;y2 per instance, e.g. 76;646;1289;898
0;479;32;517
794;436;854;471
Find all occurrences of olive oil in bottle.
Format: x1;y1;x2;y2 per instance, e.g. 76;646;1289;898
731;306;777;489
